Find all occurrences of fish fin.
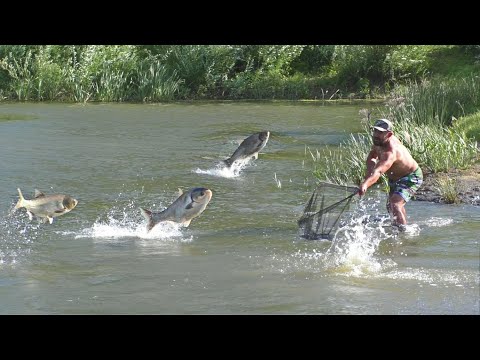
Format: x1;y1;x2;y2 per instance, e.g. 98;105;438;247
185;202;194;209
54;209;64;213
27;210;34;221
34;189;46;198
139;207;155;231
13;188;25;212
183;219;192;227
47;217;54;224
140;207;152;219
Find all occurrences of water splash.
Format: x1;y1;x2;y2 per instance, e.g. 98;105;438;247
74;217;186;241
273;172;282;188
73;198;189;242
270;198;404;277
382;267;479;286
193;157;254;178
0;210;41;266
321;197;432;275
275;195;466;280
417;217;453;227
324;219;397;276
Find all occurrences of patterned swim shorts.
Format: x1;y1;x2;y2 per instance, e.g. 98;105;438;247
388;167;423;202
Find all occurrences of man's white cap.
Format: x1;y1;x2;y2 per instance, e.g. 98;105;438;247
371;119;393;132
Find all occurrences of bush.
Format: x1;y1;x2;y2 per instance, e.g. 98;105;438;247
452;111;480;143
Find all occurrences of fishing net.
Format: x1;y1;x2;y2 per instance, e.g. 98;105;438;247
298;181;359;240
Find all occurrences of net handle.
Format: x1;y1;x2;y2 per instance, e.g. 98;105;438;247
315;181;359;193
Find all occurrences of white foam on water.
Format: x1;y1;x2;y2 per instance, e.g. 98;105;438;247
269;223;398;277
380;268;479;286
74;216;188;242
278;196;462;283
319;197;449;277
70;198;192;243
271;200;404;277
401;223;421;235
273;172;282;188
303;199;400;276
417;217;453;227
193;157;253;178
324;220;396;276
0;213;40;266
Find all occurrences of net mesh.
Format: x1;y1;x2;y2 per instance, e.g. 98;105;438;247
298;181;358;240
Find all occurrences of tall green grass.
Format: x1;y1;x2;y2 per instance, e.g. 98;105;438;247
310;112;478;187
452;111;480;142
135;60;182;102
384;76;480;127
1;45;479;102
387;118;478;172
95;69;131;102
0;50;35;100
434;175;461;204
309;133;374;187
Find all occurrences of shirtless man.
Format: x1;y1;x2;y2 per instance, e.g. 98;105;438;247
358;119;423;229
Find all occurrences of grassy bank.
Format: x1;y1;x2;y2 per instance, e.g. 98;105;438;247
1;45;479;102
310;77;480;189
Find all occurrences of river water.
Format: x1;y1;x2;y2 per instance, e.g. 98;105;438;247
0;102;478;314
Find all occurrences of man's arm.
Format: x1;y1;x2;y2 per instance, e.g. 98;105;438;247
364;148;378;179
358;150;395;196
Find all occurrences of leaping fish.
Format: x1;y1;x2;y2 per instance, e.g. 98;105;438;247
140;187;213;231
223;131;270;168
13;188;78;224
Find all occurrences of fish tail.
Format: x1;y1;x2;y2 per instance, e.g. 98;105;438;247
223;158;233;168
13;188;25;211
139;208;155;231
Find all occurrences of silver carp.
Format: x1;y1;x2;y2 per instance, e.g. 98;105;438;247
13;188;78;224
223;131;270;168
140;187;213;231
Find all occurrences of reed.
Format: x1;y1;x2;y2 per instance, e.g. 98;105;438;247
384;76;480;127
390;117;478;173
161;45;219;99
452;111;480;142
87;46;138;102
94;67;132;102
34;47;67;101
135;60;182;102
0;50;35;100
434;175;461;204
311;113;478;189
63;47;97;102
310;132;386;188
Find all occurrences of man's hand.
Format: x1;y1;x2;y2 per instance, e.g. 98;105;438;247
358;182;367;196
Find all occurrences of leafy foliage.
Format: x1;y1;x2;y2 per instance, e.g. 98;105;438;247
0;45;479;102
